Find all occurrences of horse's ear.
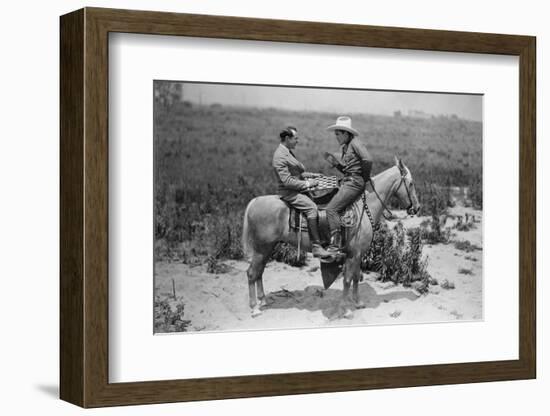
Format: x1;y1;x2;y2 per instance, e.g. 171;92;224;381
394;156;405;174
399;158;405;170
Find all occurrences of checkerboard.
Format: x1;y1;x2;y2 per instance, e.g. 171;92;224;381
312;175;339;190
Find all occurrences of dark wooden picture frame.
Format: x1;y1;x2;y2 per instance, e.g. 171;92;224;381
60;7;536;408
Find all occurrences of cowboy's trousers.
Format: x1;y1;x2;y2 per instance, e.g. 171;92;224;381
325;175;365;233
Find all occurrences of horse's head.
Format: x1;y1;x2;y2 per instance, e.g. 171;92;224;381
393;156;420;216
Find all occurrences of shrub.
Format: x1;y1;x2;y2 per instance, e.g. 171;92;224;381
153;103;482;270
454;240;482;252
154;298;191;333
362;222;431;291
454;214;477;232
270;242;307;267
441;279;456;290
418;182;450;217
418;185;452;244
206;255;231;274
211;221;244;261
469;174;483;209
413;212;450;245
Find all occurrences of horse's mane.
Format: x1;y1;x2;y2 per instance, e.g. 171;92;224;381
365;165;399;194
371;164;399;181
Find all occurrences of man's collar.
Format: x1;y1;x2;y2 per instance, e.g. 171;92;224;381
279;143;292;154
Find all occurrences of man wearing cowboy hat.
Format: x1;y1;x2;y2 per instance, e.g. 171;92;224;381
324;116;373;259
272;126;331;258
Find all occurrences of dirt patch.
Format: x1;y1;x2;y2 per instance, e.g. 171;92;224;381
154;206;483;333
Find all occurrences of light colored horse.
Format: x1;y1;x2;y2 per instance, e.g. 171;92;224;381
242;157;420;318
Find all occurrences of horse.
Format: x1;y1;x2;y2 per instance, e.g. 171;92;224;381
242;157;421;319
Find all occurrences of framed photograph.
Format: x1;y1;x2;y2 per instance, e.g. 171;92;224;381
60;7;536;408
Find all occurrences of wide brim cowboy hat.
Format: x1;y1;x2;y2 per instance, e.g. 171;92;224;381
326;116;359;136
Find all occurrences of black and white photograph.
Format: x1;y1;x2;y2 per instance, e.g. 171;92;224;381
3;0;544;413
153;81;483;333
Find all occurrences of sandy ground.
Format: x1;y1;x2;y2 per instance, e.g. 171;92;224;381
155;206;483;333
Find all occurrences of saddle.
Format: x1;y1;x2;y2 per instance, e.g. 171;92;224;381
286;186;360;245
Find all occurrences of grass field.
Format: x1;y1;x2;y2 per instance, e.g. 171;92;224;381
154;99;482;264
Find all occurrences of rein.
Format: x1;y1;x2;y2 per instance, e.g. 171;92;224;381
369;178;395;221
347;169;415;245
368;171;414;221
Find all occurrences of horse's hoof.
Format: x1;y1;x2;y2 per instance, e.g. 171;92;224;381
259;298;268;308
354;301;366;309
343;309;354;319
251;307;263;318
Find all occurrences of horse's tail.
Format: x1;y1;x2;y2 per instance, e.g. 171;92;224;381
242;198;255;259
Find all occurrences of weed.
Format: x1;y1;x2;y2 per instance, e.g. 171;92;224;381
450;310;463;319
454;240;482;252
362;222;431;290
454;214;477;231
206;256;231;274
417;182;451;217
441;279;456;290
390;310;402;318
270;242;307;267
154;297;191;333
469;174;483;209
412;213;450;245
153;96;482;269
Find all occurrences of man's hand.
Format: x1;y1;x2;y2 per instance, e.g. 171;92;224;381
323;152;340;167
324;152;345;172
305;179;319;189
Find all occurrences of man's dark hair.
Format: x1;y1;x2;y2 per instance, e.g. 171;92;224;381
279;126;298;141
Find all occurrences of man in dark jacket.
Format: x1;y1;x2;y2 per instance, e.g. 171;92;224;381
272;126;330;258
324;116;373;259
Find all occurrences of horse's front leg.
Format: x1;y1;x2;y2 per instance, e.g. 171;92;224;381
352;275;366;309
341;273;353;319
353;235;374;309
340;255;366;318
339;259;355;319
256;276;268;309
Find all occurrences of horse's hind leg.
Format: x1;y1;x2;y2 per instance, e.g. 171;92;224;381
247;252;269;317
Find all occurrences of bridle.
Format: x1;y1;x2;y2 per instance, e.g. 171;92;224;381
347;167;417;258
349;169;416;250
368;169;415;221
396;170;415;214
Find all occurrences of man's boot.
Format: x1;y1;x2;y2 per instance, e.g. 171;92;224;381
307;218;331;258
327;230;343;255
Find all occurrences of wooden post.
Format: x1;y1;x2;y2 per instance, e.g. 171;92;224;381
297;215;302;261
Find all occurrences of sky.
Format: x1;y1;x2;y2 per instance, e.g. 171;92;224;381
176;82;482;121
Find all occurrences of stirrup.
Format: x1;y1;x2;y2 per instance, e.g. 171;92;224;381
312;243;330;258
320;249;345;263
